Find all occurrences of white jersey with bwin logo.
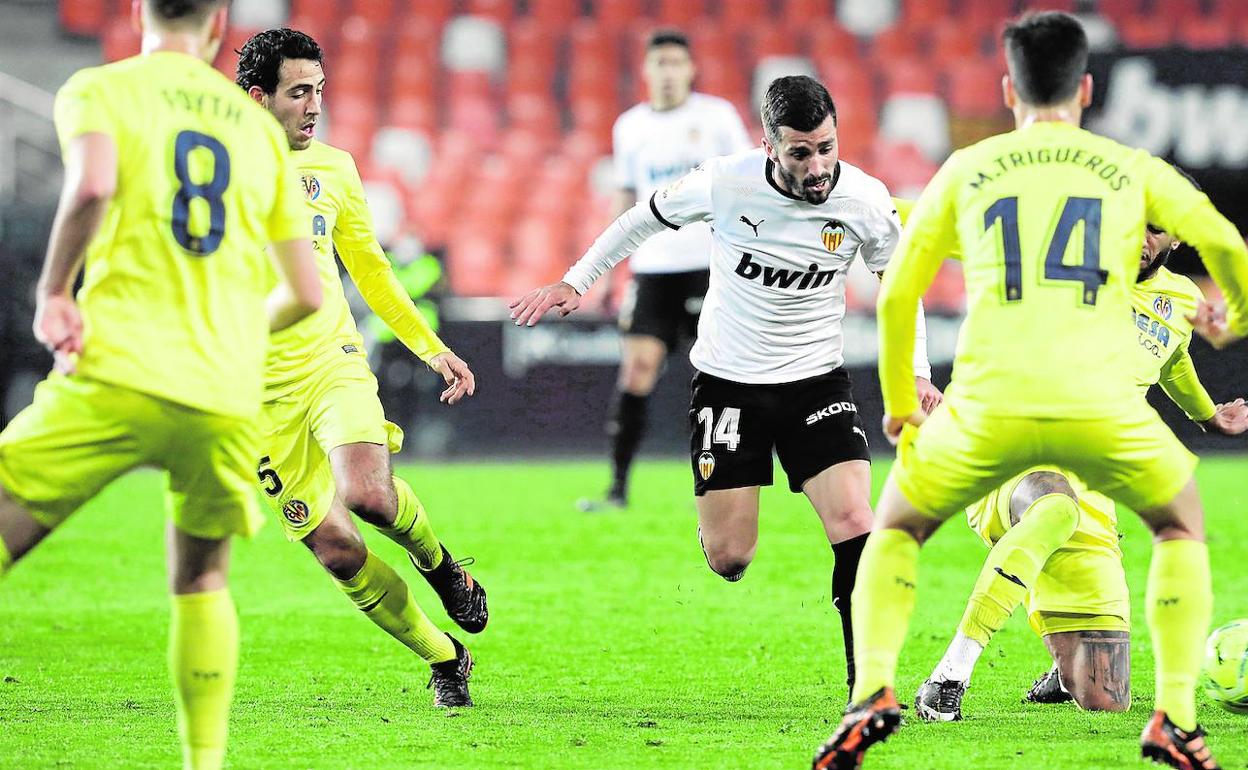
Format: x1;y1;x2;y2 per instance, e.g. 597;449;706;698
612;93;751;274
563;148;929;385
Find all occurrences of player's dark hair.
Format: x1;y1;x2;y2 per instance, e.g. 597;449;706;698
236;28;324;94
646;28;690;52
145;0;222;25
760;75;837;143
1140;165;1201;282
1002;11;1089;106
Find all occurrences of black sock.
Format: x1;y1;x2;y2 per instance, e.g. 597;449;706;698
832;532;869;691
606;391;648;495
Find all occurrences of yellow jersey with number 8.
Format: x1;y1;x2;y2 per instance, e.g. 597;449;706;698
53;51;306;419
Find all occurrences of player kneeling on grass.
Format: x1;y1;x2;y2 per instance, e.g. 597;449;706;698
236;29;486;707
912;214;1248;720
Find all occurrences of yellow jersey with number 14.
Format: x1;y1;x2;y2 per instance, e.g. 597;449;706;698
264;139;448;397
53;52;306;419
880;120;1248;420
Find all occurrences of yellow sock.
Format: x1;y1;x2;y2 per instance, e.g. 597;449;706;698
169;589;237;770
850;528;920;703
1148;539;1211;731
0;537;11;577
336;550;455;663
376;477;443;570
958;493;1080;645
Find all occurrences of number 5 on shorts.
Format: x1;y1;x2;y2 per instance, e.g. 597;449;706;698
697;407;741;451
256;455;283;497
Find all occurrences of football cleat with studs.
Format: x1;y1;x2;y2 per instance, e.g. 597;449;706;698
416;545;488;634
1140;712;1220;770
427;635;473;708
914;678;966;722
812;687;903;770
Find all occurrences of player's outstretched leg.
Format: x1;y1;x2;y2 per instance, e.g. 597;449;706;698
813;476;941;769
1137;479;1217;770
917;473;1080;721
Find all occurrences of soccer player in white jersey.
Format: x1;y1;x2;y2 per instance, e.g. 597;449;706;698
512;76;942;694
579;29;751;512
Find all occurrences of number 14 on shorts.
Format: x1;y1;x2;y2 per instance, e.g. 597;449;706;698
697;407;741;451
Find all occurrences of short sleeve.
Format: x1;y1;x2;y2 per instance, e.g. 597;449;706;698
649;161;715;229
54;69;116;151
719;102;752;153
859;181;904;273
266;129;308;244
612;115;636;190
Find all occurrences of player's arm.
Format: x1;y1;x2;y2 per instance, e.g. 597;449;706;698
1158;344;1248;434
1143;157;1248;348
35;131;117;371
335;164;474;404
877;157;961;442
509;161;715;326
866;192;943;415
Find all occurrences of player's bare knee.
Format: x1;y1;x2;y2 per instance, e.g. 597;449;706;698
619;360;660;395
310;536;367;580
338;480;395;525
1010;471;1077;524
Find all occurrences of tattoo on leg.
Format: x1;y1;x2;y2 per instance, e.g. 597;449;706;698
1074;631;1131;711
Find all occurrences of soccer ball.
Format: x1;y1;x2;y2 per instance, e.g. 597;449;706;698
1201;619;1248;714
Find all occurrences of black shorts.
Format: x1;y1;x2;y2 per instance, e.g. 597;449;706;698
619;269;709;350
688;369;871;496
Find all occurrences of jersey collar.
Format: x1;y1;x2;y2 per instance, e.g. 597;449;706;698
765;159;841;203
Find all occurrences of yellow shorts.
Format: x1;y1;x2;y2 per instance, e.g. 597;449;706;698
0;375;262;539
894;398;1197;519
965;467;1131;636
258;355;402;541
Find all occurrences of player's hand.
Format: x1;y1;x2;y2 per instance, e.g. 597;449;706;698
508;282;581;327
429;351;476;405
916;376;943;414
882;410;926;446
1187;300;1244;349
33;292;84;373
1203;398;1248;436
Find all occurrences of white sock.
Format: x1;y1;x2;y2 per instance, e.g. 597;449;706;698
931;631;984;684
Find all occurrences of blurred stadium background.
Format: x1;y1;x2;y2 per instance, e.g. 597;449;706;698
2;0;1246;459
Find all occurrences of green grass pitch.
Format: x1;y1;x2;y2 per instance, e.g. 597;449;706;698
1;457;1246;769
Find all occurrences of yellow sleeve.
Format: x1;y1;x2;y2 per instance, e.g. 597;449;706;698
54;69;115;150
267;131;309;244
1143;156;1248;336
1158;343;1217;422
878;157;961;417
335;159;450;362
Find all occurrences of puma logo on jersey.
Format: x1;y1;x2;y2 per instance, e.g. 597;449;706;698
739;215;764;236
852;426;867;441
805;401;858;425
734;252;836;290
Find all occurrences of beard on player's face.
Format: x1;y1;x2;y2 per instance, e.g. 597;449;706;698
1138;228;1177;283
776;162;833;204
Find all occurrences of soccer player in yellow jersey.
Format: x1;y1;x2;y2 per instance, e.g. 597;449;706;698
235;29;486;706
815;13;1248;770
0;2;320;768
914;216;1248;722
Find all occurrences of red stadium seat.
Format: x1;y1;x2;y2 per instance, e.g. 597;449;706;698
60;0;108;36
870;140;938;195
285;16;333;51
780;0;834;26
1179;16;1235;48
570;94;617;147
348;0;396;27
1018;0;1076;11
466;0;514;23
101;17;140;62
879;57;940;98
654;0;707;27
507;92;561;139
1152;0;1203;18
960;0;1013;36
509;19;559;73
1208;0;1248;23
394;16;439;54
899;0;953;29
925;261;966;315
387;94;437;133
511;218;570;287
930;19;987;64
1117;15;1176;48
527;0;580;25
1095;0;1146;26
445;229;506;297
868;24;925;61
447;94;501;141
398;0;454;25
745;21;804;63
696;58;748;106
290;0;340;21
944;59;1007;119
594;0;637;26
326;121;374;162
389;50;439;101
721;0;763;31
